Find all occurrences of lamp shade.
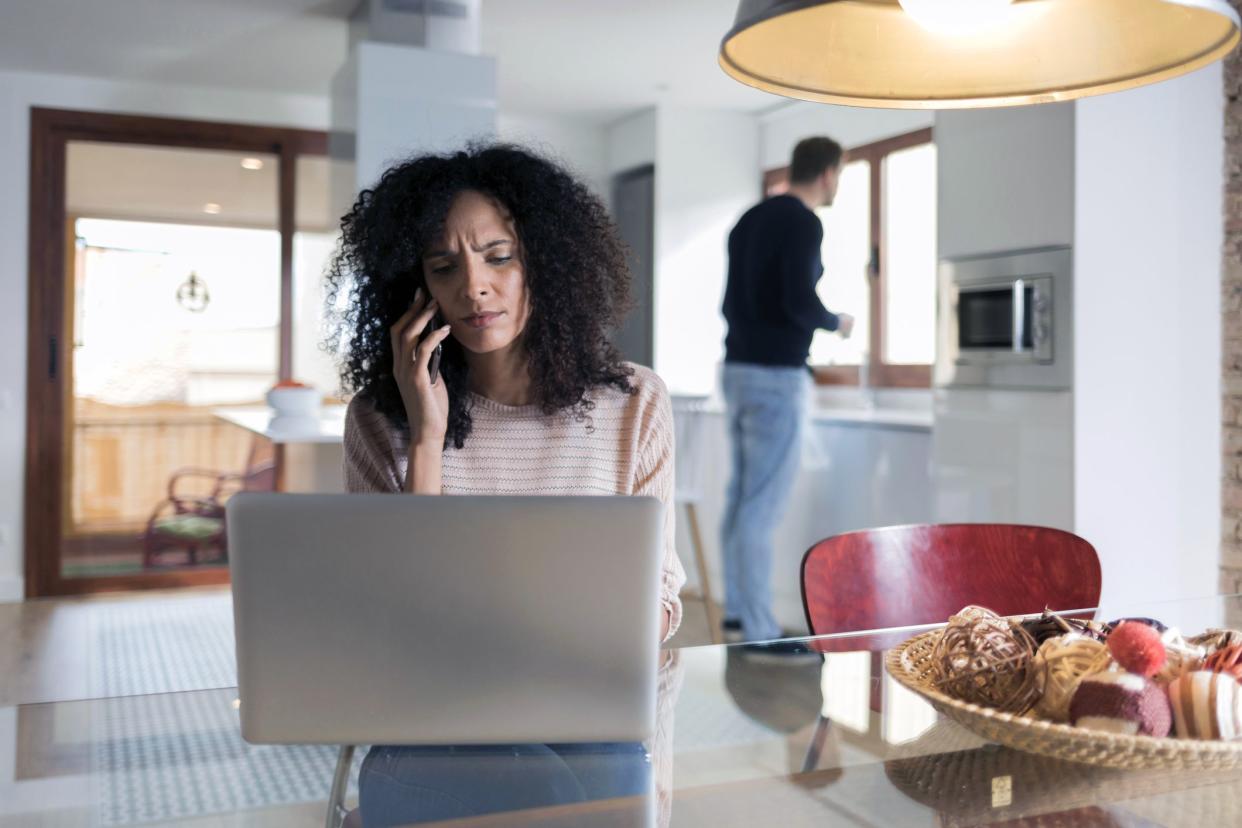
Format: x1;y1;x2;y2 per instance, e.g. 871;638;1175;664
720;0;1241;109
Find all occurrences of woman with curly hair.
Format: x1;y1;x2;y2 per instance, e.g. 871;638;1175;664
332;142;684;635
329;144;686;825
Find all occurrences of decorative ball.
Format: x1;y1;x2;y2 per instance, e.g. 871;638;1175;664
1168;671;1242;740
932;612;1040;714
1107;621;1167;678
1106;616;1169;634
1033;634;1113;722
1155;628;1206;684
1203;644;1242;682
1020;610;1108;645
950;605;1000;624
1069;671;1172;737
1188;628;1242;654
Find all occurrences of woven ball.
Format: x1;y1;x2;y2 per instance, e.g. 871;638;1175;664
1108;621;1167;678
1069;671;1172;737
950;605;1000;623
1033;634;1112;722
1106;616;1169;634
1188;628;1242;654
1168;671;1242;740
932;612;1040;714
1203;644;1242;682
1155;628;1206;684
1020;610;1108;645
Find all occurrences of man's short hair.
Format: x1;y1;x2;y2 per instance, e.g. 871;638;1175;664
789;136;843;184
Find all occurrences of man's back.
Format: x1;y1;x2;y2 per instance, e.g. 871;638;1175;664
722;194;836;367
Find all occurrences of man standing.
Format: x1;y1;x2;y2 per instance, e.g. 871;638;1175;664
720;136;854;649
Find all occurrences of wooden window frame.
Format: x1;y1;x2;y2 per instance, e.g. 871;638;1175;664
766;128;934;389
25;107;327;598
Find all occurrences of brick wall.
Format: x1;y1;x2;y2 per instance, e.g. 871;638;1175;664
1224;1;1242;622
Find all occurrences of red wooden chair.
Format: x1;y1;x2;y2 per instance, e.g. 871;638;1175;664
801;523;1101;639
798;523;1100;772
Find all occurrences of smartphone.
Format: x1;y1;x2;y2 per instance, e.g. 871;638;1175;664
425;310;444;385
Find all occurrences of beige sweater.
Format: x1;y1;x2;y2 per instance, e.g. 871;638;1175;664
342;363;687;640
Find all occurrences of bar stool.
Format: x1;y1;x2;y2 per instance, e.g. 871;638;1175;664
671;395;722;644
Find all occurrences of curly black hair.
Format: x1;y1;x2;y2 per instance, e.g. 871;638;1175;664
326;143;635;449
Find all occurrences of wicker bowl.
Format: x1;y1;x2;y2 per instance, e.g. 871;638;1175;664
886;629;1242;770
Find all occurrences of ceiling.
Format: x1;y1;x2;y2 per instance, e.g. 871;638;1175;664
66;142;342;232
0;0;775;122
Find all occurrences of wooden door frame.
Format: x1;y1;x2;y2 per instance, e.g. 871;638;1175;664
25;107;327;597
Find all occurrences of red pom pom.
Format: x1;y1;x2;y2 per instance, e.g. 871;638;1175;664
1107;620;1167;677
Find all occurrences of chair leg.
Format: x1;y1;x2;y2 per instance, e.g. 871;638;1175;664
326;744;355;828
802;714;832;773
684;502;723;645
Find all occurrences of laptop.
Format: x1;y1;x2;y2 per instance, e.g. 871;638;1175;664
227;493;664;746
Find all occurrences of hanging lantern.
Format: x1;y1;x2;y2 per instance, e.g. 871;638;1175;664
176;270;210;313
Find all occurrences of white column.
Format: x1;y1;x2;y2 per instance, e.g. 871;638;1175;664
331;41;496;212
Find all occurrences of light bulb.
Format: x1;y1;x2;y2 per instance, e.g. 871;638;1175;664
898;0;1015;37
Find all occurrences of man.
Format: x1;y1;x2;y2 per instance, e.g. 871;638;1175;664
720;136;854;651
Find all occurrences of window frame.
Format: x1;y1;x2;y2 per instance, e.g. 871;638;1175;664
765;127;934;389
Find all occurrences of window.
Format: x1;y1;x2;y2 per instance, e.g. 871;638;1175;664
764;128;936;388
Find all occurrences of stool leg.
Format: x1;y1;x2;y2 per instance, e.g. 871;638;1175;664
684;502;723;644
326;744;355;828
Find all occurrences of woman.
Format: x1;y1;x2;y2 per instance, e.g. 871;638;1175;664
328;143;685;825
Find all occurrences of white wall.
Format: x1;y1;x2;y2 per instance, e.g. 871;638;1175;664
760;101;933;170
0;70;332;601
653;107;759;395
498;112;608;198
1074;64;1224;614
936;102;1074;259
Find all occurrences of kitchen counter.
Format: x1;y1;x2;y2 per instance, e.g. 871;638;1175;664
697;398;933;431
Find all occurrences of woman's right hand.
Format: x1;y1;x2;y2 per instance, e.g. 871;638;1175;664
390;287;452;447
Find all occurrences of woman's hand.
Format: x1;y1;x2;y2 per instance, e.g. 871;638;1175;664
390;288;452;448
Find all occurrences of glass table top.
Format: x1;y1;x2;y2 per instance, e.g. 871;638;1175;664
2;591;1241;826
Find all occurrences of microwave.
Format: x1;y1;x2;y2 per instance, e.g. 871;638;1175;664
935;247;1072;390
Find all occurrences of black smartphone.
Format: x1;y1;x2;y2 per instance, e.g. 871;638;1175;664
425;310;444;385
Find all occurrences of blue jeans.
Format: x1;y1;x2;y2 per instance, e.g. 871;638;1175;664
720;363;808;641
358;742;651;827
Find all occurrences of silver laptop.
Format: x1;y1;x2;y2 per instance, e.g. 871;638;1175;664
227;493;664;746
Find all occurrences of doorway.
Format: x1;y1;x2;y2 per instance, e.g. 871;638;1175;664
611;164;655;367
25;108;337;597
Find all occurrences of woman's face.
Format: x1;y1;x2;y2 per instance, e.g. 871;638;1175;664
421;190;530;357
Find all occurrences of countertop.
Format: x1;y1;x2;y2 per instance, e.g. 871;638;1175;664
213;404;346;444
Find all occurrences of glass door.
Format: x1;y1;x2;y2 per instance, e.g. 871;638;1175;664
63;142;281;579
25;108;332;596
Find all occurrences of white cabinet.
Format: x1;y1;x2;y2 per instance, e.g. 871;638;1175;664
931;389;1073;530
936;103;1074;259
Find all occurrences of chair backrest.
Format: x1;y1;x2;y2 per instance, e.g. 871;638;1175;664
801;523;1101;637
241;437;277;492
670;394;710;504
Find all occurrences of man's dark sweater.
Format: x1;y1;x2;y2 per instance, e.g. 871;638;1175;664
722;194;840;367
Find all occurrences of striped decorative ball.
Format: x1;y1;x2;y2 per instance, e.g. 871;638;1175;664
1168;670;1242;741
1069;671;1171;737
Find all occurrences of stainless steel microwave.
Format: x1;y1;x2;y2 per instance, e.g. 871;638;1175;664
935;246;1072;390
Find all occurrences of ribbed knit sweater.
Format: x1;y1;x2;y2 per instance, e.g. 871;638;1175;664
342;363;686;640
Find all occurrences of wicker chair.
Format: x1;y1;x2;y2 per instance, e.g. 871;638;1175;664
141;440;276;567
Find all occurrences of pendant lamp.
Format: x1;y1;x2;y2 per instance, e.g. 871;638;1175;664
720;0;1241;108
